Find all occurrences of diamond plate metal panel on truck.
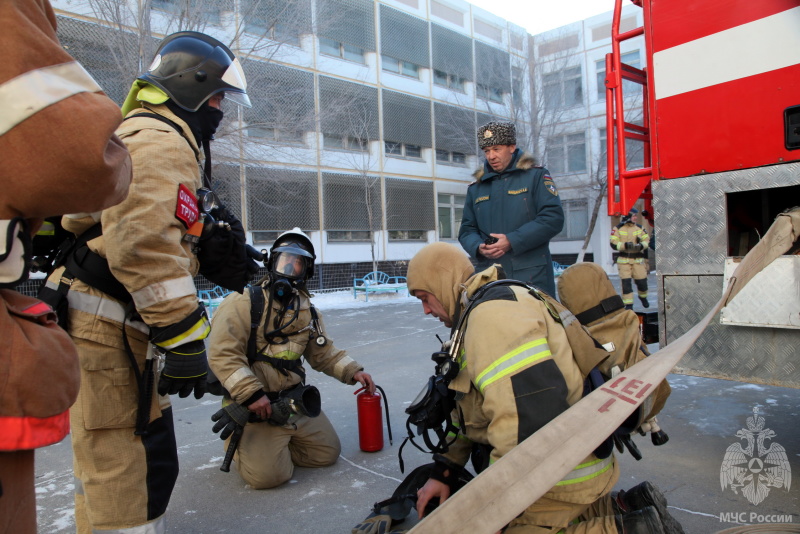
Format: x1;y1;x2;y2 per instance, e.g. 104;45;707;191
663;274;800;389
653;162;800;275
656;162;800;388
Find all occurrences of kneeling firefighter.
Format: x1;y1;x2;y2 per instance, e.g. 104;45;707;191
39;31;260;533
207;228;377;489
354;243;681;534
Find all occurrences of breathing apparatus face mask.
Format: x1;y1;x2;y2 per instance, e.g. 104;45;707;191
405;350;457;432
270;250;307;304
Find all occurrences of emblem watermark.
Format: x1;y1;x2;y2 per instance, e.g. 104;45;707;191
720;407;791;506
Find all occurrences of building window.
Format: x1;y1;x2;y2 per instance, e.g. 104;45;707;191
433;70;466;92
437;193;465;239
546;133;586;175
152;0;221;25
388;230;426;241
543;66;582;109
435;149;467;166
247;126;305;145
512;66;524;107
327;230;372;242
324;134;368;152
245;21;301;47
252;231;281;248
599;127;644;170
476;83;504;103
385;141;423;160
382;55;420;79
319;37;365;64
554;199;589;240
596;51;641;100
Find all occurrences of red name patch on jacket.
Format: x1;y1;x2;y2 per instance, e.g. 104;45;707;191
175;184;199;228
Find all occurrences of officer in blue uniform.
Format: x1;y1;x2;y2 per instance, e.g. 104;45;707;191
458;121;564;296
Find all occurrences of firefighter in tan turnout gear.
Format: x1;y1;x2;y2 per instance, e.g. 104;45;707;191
610;208;650;309
41;31;258;533
208;229;376;489
400;243;673;534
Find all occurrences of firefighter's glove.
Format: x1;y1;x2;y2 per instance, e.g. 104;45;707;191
197;208;261;294
211;402;251;440
352;513;407;534
157;340;208;399
624;242;643;253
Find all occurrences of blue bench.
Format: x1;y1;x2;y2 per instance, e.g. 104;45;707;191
353;271;408;302
198;286;232;317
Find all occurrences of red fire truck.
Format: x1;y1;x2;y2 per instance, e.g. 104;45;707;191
605;0;800;388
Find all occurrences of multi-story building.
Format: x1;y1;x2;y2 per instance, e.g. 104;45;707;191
50;0;644;289
530;4;646;273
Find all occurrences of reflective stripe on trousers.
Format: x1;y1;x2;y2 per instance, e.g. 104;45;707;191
555;456;614;486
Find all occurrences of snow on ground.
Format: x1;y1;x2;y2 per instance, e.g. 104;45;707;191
206;288;417;315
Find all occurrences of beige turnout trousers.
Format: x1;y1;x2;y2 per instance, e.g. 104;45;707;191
228;410;340;489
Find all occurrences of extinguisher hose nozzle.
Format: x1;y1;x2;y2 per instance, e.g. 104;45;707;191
376;385;393;445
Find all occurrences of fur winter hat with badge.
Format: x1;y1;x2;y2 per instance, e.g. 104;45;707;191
477;121;516;149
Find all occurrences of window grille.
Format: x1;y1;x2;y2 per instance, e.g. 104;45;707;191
385;178;434;231
246;167;319;231
382;90;432;148
380;5;430;67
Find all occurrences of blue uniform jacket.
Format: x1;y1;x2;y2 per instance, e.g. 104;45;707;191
458;150;564;296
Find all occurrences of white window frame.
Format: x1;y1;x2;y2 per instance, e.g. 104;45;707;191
385;141;424;160
546;132;586;175
319;37;366;64
437;193;465;239
543;65;583;109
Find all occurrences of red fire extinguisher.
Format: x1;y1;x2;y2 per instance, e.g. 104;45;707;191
354;385;392;452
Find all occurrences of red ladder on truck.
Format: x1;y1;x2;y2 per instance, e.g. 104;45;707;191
605;0;653;217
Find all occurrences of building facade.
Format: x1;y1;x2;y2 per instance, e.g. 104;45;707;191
51;0;644;289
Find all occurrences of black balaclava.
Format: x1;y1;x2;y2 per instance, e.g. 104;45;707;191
165;99;224;144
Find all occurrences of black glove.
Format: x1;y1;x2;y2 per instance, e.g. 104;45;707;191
157;339;208;399
624;242;643;252
197;208;263;293
211;402;252;440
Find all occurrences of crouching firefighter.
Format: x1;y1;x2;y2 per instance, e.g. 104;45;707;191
354;243;679;534
207;228;377;489
37;31;260;534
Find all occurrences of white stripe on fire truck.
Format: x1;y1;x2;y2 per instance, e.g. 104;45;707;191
653;6;800;100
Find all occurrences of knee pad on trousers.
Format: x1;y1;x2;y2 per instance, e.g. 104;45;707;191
621;278;633;294
635;278;648;292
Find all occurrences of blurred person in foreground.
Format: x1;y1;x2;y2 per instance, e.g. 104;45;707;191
0;1;132;532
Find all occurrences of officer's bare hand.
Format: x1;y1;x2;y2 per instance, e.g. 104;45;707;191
354;371;376;394
416;478;450;519
248;395;271;420
479;234;511;259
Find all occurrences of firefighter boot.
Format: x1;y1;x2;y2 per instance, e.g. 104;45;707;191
639;296;649;308
615;481;685;534
615;506;664;534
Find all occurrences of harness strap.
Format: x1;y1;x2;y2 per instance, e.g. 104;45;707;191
124;112;184;137
65;242;132;304
250;352;307;382
574;295;625;325
247;286;265;361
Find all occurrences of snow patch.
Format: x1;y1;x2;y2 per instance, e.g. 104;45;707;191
196;457;225;470
733;384;765;391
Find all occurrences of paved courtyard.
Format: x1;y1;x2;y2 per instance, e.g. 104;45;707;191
34;287;798;533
